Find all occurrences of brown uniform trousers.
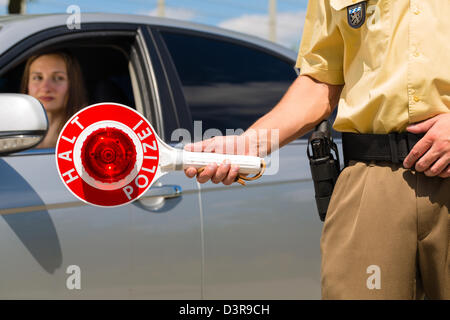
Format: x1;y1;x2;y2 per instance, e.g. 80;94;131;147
321;160;449;299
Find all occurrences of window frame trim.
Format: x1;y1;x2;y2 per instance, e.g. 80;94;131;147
149;27;193;143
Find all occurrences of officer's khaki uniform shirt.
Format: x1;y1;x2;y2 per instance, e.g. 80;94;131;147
296;0;450;134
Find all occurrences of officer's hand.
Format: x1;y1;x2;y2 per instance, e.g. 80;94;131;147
403;113;450;178
183;135;257;185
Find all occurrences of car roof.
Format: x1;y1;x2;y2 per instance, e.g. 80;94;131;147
0;13;297;61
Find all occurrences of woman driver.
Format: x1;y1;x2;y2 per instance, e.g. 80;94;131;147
21;51;88;148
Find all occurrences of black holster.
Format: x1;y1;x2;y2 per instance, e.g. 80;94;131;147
307;120;341;221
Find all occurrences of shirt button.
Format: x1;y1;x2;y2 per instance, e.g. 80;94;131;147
413;8;420;15
413;51;420;57
413;96;420;102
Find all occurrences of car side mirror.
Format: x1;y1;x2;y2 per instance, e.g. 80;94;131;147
0;93;48;155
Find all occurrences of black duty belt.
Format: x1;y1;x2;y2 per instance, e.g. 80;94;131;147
342;132;425;165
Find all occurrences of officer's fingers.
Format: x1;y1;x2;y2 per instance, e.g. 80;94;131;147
424;156;449;177
184;167;197;178
211;161;231;184
403;136;433;169
438;165;450;178
222;165;240;185
414;146;441;172
196;163;217;184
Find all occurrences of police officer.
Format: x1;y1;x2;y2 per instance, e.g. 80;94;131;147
184;0;450;299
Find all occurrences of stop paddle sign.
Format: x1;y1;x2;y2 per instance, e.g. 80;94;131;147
56;103;160;207
56;103;265;207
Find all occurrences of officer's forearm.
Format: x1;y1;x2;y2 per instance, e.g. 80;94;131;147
244;75;343;155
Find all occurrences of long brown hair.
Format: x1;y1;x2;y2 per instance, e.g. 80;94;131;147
20;51;88;130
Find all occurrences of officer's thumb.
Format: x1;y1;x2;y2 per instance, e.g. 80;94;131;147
184;139;212;152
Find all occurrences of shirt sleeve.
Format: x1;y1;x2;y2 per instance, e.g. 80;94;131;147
296;0;345;85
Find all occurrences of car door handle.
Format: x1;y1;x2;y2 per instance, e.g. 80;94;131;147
143;185;182;199
135;184;183;212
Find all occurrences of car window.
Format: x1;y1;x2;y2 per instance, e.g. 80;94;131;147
0;46;135;109
160;31;297;135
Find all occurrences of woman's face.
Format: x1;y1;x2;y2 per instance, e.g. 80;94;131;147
27;54;69;115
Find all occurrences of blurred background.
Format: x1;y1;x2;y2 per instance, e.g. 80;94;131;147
2;0;308;50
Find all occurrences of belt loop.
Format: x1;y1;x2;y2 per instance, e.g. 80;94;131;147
397;132;408;160
388;133;399;163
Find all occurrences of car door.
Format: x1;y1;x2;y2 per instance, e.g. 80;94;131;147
155;28;325;299
0;21;202;299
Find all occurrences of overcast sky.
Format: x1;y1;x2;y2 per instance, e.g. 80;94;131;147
0;0;308;49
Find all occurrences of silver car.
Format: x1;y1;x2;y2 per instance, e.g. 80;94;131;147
0;13;336;299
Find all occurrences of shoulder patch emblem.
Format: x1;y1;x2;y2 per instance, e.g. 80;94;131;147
347;2;367;29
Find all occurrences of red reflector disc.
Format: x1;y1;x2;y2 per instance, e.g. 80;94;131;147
81;127;137;183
